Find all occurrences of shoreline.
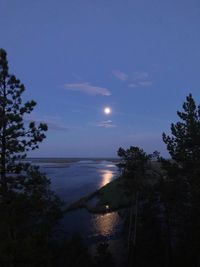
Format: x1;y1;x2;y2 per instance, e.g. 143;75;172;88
64;177;130;214
64;161;162;214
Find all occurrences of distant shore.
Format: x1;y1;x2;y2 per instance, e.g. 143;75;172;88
24;157;120;170
27;157;119;162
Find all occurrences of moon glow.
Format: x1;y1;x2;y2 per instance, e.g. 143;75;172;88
104;107;111;115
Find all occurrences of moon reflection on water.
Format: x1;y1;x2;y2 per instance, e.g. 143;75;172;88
99;169;114;187
93;167;120;237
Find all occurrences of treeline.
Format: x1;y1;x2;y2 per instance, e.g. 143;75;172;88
117;94;200;267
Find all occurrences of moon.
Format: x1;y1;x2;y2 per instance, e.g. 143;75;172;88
104;107;111;115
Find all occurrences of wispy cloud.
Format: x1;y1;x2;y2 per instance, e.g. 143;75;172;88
112;70;128;81
112;69;152;88
132;72;149;80
128;83;139;88
25;115;72;131
64;82;111;96
138;81;152;86
129;80;153;88
96;120;117;128
128;71;152;88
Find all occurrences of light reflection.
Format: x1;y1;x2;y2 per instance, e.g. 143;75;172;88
100;170;114;187
93;212;119;236
94;168;118;237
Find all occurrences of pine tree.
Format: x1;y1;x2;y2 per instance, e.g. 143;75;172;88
117;146;150;189
117;147;160;265
0;48;48;200
163;93;200;169
0;49;63;265
162;94;200;266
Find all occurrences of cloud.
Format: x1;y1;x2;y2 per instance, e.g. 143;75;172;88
112;70;152;88
112;70;128;81
64;82;111;96
133;72;149;80
96;120;117;128
128;83;139;88
138;81;153;86
25;115;71;131
128;71;152;88
44;121;70;131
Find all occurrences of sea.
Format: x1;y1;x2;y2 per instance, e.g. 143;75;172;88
28;158;124;245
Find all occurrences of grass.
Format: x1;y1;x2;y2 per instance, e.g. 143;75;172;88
65;177;131;214
65;161;163;214
97;178;130;210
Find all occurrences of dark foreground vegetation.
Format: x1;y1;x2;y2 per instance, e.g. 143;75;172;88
1;49;200;267
0;49;114;266
116;93;200;267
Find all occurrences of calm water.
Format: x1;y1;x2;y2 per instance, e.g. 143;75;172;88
30;159;122;243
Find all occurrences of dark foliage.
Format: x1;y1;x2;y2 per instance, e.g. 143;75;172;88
161;94;200;266
0;49;63;266
117;146;151;193
117;146;164;266
94;242;114;267
118;95;200;266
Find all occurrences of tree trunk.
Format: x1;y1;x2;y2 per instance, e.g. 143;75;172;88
0;80;8;198
128;191;139;266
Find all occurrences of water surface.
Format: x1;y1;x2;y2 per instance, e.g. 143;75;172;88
31;159;122;243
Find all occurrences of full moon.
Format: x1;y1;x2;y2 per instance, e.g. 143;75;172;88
104;107;111;114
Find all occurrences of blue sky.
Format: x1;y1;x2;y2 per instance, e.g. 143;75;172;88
0;0;200;157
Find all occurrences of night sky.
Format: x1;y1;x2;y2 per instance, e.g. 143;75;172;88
0;0;200;157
